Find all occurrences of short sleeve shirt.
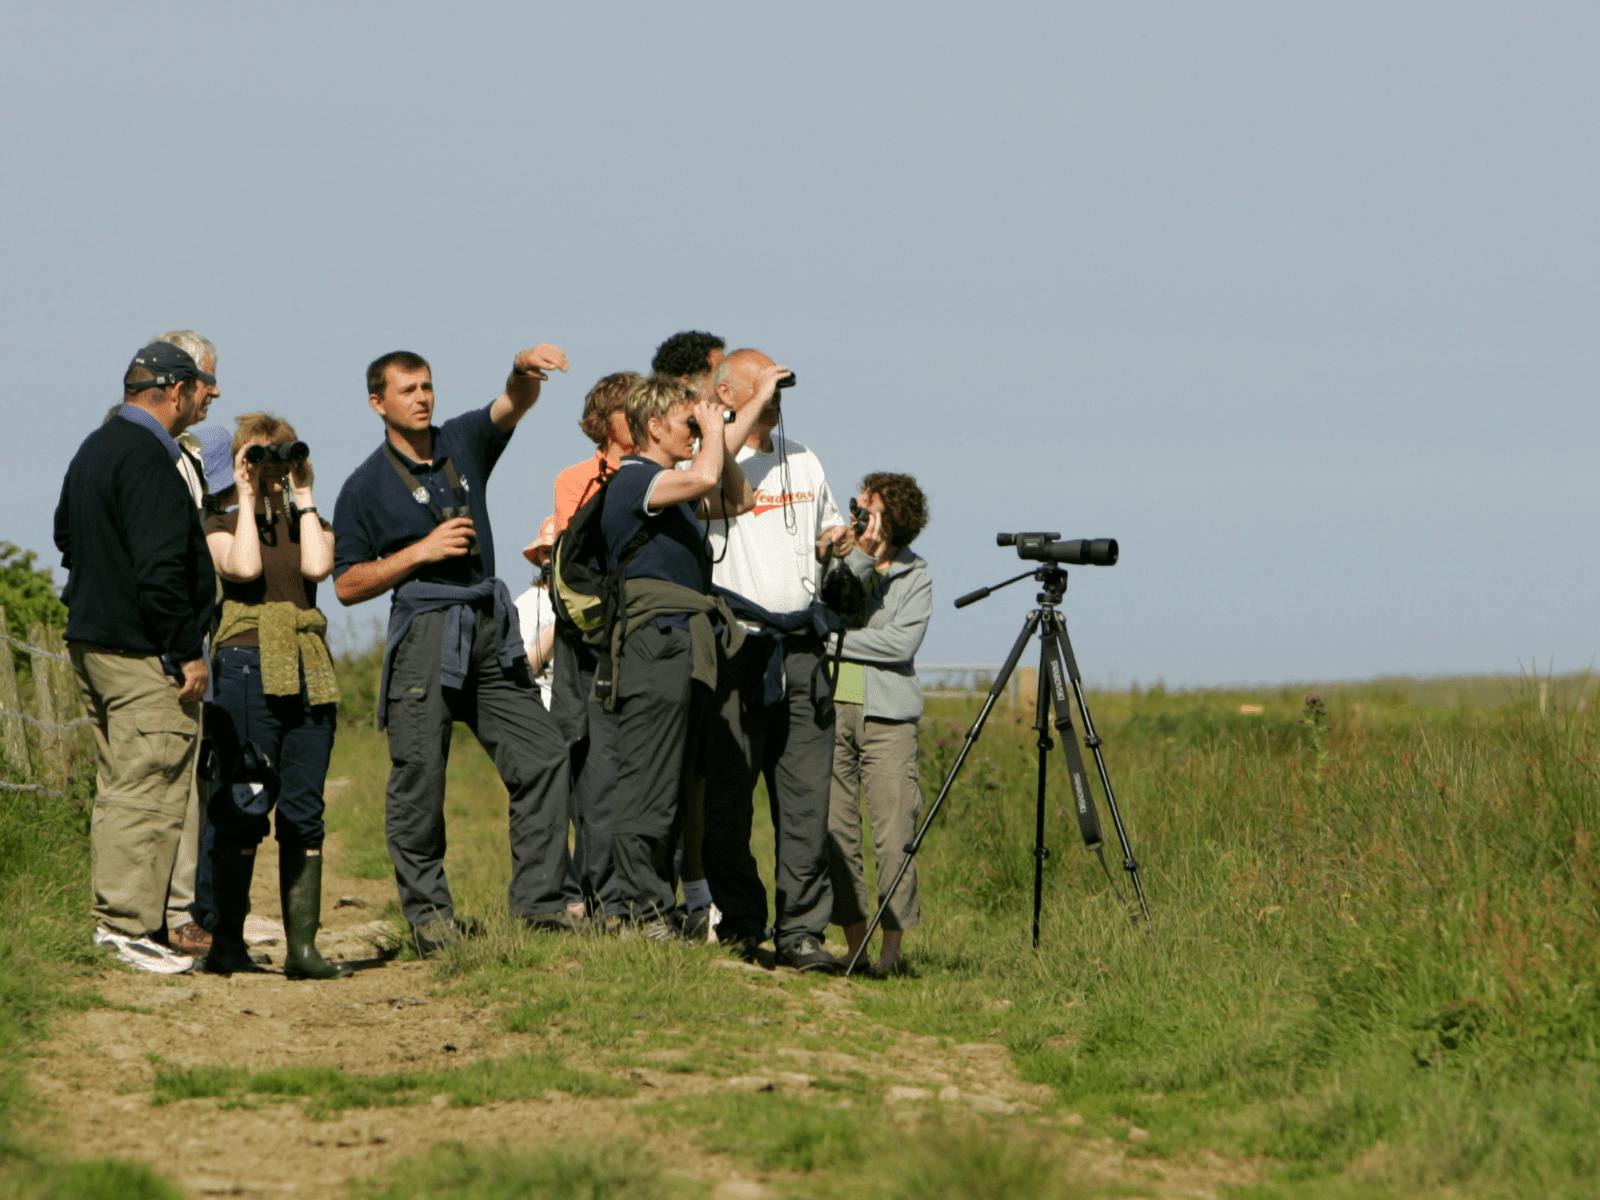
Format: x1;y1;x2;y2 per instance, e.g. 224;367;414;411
332;405;510;589
706;435;842;615
203;504;331;647
601;457;710;591
553;452;610;531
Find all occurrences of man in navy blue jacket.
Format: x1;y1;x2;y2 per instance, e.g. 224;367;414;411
333;344;578;956
56;342;216;975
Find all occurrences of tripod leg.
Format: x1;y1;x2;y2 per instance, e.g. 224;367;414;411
845;610;1043;976
1031;639;1052;949
1053;617;1152;925
1039;614;1103;850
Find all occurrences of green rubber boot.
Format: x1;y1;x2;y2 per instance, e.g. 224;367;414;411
279;846;351;980
204;845;266;975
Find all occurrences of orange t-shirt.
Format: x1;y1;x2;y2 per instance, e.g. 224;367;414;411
553;452;612;530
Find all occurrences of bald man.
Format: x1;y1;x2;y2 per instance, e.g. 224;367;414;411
701;348;847;972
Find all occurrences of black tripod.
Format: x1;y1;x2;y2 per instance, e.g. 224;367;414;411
844;563;1150;976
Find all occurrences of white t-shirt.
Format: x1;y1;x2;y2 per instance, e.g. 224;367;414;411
513;583;556;710
707;435;844;616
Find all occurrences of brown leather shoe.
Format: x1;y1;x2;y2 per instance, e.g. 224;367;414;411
167;922;213;956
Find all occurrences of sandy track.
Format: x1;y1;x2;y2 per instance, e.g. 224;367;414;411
28;838;1251;1198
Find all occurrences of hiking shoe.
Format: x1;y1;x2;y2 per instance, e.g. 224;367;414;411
94;927;195;975
411;918;465;959
681;906;713;943
618;915;675;942
165;921;213;957
518;911;585;935
775;934;842;974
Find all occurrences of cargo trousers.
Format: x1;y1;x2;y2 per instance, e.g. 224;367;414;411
70;645;201;939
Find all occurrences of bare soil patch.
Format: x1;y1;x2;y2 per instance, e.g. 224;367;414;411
28;836;1253;1198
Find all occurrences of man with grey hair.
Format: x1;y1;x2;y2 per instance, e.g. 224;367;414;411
152;328;221;957
702;348;848;972
57;342;216;973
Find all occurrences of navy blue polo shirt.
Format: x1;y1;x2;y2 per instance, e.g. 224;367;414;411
601;457;711;591
333;404;510;590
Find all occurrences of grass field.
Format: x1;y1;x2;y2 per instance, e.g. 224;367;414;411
2;657;1596;1197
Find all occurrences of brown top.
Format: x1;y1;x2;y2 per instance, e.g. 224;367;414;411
203;504;331;647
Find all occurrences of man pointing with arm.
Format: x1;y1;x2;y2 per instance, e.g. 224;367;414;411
333;344;580;955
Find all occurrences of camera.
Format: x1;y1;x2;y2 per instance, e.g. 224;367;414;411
996;531;1118;567
776;370;796;390
848;497;869;537
686;408;735;438
244;440;310;466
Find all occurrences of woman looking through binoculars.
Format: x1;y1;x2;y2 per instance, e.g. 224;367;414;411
201;412;348;978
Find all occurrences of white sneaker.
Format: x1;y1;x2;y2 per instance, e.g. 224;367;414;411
93;926;195;975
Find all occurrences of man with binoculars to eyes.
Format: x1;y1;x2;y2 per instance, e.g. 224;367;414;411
701;348;849;972
333;345;579;956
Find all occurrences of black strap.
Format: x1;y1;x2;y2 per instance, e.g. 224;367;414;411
382;441;468;523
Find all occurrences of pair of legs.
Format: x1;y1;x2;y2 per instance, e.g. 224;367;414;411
71;646;199;945
203;645;344;979
385;608;574;934
552;633;625;918
702;637;835;953
827;703;922;971
163;749;207;947
610;623;706;923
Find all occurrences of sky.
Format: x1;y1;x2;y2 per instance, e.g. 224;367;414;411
3;2;1595;688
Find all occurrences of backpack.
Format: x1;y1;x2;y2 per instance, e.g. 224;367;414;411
550;469;650;647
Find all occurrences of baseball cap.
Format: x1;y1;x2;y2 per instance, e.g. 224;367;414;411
125;342;203;390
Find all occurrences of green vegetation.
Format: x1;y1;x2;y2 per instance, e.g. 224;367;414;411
0;706;153;1193
850;677;1600;1198
0;541;66;649
351;1140;691;1200
4;635;1597;1197
152;1054;633;1118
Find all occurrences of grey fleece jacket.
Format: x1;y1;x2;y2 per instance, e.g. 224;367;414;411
833;545;932;721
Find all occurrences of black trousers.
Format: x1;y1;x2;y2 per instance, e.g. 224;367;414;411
702;636;835;948
611;624;707;920
551;633;625;917
385;608;574;928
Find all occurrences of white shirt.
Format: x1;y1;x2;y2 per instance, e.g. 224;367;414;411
707;435;843;615
513;584;556;710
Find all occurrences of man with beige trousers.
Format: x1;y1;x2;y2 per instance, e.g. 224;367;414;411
55;341;217;974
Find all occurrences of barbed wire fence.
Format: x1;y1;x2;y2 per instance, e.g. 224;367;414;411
0;606;91;802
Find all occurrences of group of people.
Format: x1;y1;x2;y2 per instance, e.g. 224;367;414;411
55;328;934;980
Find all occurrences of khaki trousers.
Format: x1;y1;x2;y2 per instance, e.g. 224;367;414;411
163;755;204;932
825;703;922;931
71;646;201;938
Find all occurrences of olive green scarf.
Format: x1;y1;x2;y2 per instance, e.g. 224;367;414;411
213;601;340;706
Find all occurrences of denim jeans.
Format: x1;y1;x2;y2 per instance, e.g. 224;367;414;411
204;645;337;851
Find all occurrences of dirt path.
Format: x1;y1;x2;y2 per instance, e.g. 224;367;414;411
28;837;1251;1199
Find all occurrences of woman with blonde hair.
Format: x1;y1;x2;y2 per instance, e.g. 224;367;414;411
201;412;348;979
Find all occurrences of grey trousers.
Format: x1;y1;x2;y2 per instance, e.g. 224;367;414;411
611;624;703;920
826;703;922;930
702;637;835;948
384;608;574;928
551;633;625;917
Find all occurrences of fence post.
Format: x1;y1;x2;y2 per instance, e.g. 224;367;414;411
0;606;28;772
1016;666;1038;723
45;628;83;776
28;622;67;785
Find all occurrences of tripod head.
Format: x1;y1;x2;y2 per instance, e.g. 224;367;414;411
954;563;1069;610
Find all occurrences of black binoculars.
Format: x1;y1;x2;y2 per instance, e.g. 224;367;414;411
244;441;310;466
686;409;735;438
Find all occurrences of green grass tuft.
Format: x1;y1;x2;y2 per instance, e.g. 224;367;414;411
350;1139;690;1200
